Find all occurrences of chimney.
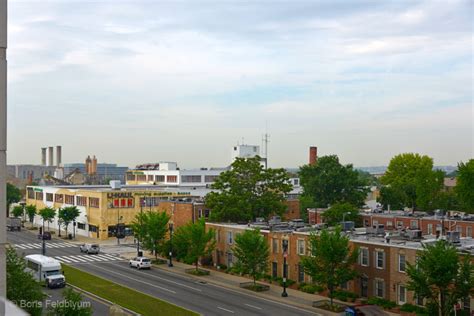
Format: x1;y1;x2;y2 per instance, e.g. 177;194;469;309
91;155;97;174
41;148;47;165
85;155;92;174
48;146;54;166
56;146;62;167
309;146;318;165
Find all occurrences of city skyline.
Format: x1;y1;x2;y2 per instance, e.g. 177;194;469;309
7;0;473;168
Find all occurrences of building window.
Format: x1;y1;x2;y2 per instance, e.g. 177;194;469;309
227;252;233;268
155;175;165;182
27;188;34;199
167;175;177;183
410;220;418;229
281;240;289;254
137;175;146;181
46;193;54;202
181;175;202;183
89;197;100;208
272;262;278;278
76;196;87;206
55;194;64;203
415;294;424;306
467;226;472;238
126;173;135;181
456;226;463;236
88;225;97;232
35;192;43;200
297;239;305;255
375;279;384;298
204;175;218;183
147;175;154;181
399;254;406;272
272;238;278;254
427;223;433;234
77;223;86;230
65;195;75;205
397;221;403;228
373;220;378;226
298;264;304;283
375;251;384;269
398;285;407;304
386;220;393;228
360;248;369;266
227;231;233;245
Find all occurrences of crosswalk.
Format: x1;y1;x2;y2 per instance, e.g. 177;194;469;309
12;242;76;250
54;254;124;264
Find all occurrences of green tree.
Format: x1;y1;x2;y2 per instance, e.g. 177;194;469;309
38;207;56;231
174;219;215;272
381;153;444;211
322;203;361;227
131;211;170;259
301;227;359;309
299;155;369;208
6;247;45;315
58;206;80;237
299;195;316;223
11;205;24;218
206;156;292;222
455;159;474;212
48;287;92;316
25;204;37;223
7;183;22;216
406;240;474;316
233;229;269;286
377;185;406;210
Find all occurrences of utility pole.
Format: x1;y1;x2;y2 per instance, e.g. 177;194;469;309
0;1;7;312
262;132;270;169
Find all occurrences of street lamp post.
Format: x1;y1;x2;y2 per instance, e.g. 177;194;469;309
117;202;121;245
58;219;62;237
168;222;174;267
282;239;288;297
137;197;144;257
41;218;46;255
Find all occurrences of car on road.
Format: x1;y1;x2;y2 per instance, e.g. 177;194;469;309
79;243;100;254
37;232;52;240
129;257;151;270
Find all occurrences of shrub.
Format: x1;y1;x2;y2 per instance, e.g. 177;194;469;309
400;303;427;315
217;264;227;270
367;297;397;309
332;290;359;302
300;284;324;294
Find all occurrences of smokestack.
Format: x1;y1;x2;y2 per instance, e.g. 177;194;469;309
309;146;318;165
41;148;47;165
85;155;92;175
56;146;62;167
92;155;97;175
48;146;54;166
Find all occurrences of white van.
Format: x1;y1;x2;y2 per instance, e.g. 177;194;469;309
25;254;66;288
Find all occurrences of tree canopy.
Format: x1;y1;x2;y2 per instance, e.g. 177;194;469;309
206;156;292;222
406;240;474;316
25;204;37;223
7;183;22;216
322;203;361;227
131;210;170;259
39;207;56;230
58;206;80;236
233;229;269;285
455;159;474;212
300;227;359;308
11;205;24;218
174;219;215;271
7;247;45;315
380;153;444;211
299;155;369;208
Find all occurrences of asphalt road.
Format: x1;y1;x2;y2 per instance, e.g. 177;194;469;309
8;230;319;316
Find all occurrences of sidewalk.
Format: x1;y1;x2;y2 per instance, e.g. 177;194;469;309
120;251;341;316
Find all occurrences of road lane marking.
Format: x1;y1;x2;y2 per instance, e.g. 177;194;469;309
132;267;202;292
245;304;262;310
15;245;27;249
68;256;88;263
56;257;72;263
90;264;176;294
217;307;235;313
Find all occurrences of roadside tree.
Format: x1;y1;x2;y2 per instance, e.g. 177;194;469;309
206;156;292;222
131;211;170;259
301;227;359;309
6;247;45;316
38;207;56;231
233;229;269;286
25;204;37;223
11;205;24;218
406;240;474;316
174;219;215;272
299;155;369;208
455;159;474;212
7;183;21;216
58;206;80;237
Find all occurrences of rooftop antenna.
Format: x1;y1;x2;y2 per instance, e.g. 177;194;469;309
262;124;270;169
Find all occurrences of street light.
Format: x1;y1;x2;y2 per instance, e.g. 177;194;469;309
41;218;46;255
137;197;144;257
281;239;288;297
168;222;174;267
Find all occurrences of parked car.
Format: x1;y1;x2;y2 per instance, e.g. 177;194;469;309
37;232;52;240
129;257;151;270
79;243;100;254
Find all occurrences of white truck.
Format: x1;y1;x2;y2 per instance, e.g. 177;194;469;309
25;254;66;289
6;217;21;231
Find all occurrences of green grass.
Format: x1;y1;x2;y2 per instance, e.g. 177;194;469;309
62;264;198;316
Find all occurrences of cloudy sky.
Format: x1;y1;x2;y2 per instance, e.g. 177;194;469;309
7;0;473;168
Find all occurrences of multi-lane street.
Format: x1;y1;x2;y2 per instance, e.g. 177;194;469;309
8;230;319;316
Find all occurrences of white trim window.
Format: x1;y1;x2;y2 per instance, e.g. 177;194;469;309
467;226;473;238
227;231;233;245
374;279;384;298
375;251;385;269
360;248;369;267
399;254;406;273
297;239;305;255
398;285;407;304
427;224;433;235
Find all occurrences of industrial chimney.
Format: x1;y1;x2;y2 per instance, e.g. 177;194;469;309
91;155;97;175
56;146;62;167
85;156;92;175
309;146;318;165
48;146;54;166
41;147;47;165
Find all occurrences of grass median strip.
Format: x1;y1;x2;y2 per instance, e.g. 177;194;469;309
62;264;198;316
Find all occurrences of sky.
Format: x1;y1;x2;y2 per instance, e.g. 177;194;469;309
7;0;473;169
